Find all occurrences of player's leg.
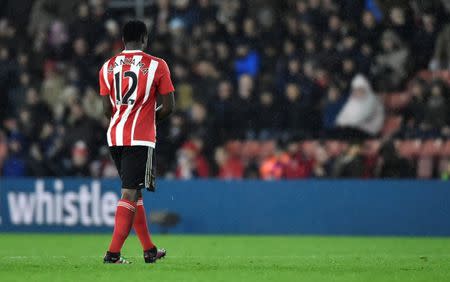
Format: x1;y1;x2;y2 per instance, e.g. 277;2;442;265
133;189;155;250
132;147;166;263
104;146;140;264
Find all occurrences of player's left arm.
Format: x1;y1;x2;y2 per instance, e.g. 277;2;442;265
156;59;175;123
156;92;175;123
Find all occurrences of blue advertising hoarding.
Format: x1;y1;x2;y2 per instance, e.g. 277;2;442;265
0;178;449;235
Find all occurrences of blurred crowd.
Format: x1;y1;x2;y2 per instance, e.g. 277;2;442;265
1;0;450;179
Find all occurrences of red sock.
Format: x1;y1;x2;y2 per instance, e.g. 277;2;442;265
108;199;136;253
133;198;155;251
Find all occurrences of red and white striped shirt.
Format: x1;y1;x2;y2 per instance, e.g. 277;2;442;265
99;50;175;147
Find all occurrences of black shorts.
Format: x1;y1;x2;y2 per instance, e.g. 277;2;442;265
109;146;155;189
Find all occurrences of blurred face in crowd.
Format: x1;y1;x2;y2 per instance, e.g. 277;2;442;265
238;74;254;99
303;61;315;78
342;58;355;74
0;46;9;60
9;139;22;154
216;42;230;61
78;3;89;19
322;36;334;51
260;92;273;107
309;0;320;9
157;0;170;9
191;103;207;123
304;38;316;54
342;35;356;51
381;36;395;52
26;88;39;105
296;0;307;14
288;58;301;75
390;7;405;26
19;73;30;87
218;81;232;100
327;86;341;102
287;142;299;155
410;81;424;98
283;40;295;56
70;103;85;120
174;0;189;9
351;86;367;99
285;84;301;102
328;15;341;31
236;44;250;57
243;18;256;37
362;11;376;28
423;14;435;32
431;84;443;97
72;141;88;167
73;38;88;56
214;147;227;166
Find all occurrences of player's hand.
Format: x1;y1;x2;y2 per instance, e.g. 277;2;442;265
146;173;156;192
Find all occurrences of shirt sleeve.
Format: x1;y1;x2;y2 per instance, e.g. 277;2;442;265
99;62;110;96
157;59;175;95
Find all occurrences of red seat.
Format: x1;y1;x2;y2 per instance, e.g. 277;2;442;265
395;139;422;159
417;157;434;179
259;140;277;159
300;140;319;159
420;139;443;157
383;92;411;112
325;140;347;158
363;139;381;156
381;115;403;137
225;140;242;158
441;140;450;157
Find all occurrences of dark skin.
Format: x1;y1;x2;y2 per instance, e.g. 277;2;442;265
102;34;175;201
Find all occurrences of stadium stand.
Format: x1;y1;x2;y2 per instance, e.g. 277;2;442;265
1;0;450;179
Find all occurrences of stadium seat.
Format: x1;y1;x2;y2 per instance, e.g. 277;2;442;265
395;139;422;159
300;140;319;159
419;139;443;157
417;157;434;179
363;139;381;156
260;140;277;159
381;115;403;137
240;140;261;160
383;92;411;112
441;140;450;157
225;140;242;158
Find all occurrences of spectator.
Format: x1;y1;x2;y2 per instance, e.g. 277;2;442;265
66;140;91;177
336;74;384;137
376;141;414;178
331;143;365;178
322;85;346;131
430;22;450;70
176;138;210;179
372;30;410;91
3;134;27;176
424;81;449;130
214;146;243;179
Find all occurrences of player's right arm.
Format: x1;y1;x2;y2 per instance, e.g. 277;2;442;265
102;96;113;118
99;60;112;119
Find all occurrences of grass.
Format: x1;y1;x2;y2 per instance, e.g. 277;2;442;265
0;234;449;282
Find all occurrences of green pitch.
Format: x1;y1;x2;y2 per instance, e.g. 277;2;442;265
0;234;449;282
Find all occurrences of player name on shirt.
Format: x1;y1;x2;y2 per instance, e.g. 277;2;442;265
108;57;149;75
